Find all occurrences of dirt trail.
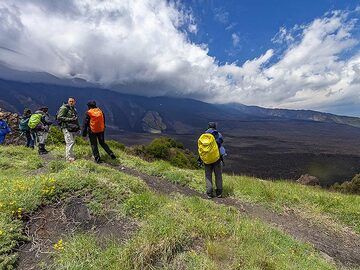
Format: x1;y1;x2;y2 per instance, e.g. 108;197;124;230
112;164;360;269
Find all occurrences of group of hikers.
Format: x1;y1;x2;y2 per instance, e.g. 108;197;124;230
0;97;116;163
0;98;226;198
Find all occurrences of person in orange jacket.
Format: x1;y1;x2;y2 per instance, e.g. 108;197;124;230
81;100;116;163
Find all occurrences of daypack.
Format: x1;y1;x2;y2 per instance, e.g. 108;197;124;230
88;108;105;133
55;105;68;125
198;133;220;165
19;117;30;132
28;113;42;129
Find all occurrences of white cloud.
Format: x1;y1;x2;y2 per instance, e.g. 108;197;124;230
271;27;295;44
231;33;240;47
213;7;229;24
0;1;359;115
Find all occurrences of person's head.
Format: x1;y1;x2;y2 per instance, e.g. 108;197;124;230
39;106;48;113
23;108;32;116
208;122;217;129
87;100;97;109
68;97;76;107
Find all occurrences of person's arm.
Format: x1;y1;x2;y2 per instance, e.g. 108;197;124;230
217;132;224;145
197;156;203;167
43;113;53;126
103;112;106;129
81;112;90;137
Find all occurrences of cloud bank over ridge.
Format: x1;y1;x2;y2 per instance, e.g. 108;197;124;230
0;0;359;114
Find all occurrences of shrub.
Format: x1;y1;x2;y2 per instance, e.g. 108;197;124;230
128;137;197;169
331;174;360;194
145;137;171;159
47;126;65;145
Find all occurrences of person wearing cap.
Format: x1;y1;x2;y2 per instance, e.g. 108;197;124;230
198;122;226;198
19;108;35;148
81;100;116;163
33;106;52;154
57;97;80;162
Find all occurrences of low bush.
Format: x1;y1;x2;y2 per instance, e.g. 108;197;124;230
128;137;197;169
331;174;360;194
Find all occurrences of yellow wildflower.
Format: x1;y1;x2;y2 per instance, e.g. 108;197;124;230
53;239;64;251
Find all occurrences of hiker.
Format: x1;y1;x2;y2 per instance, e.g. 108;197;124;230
198;122;226;199
81;100;116;163
19;108;34;148
57;97;80;162
28;107;52;154
0;116;11;145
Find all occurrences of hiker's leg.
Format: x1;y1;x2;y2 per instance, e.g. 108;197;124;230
42;132;49;151
89;133;100;161
214;160;223;197
25;131;31;147
32;131;38;146
37;131;47;154
63;129;75;160
26;131;34;148
97;132;114;157
205;164;214;196
0;135;5;144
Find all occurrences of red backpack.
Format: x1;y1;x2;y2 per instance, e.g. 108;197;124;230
88;108;105;133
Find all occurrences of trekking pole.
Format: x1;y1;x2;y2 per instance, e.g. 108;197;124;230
13;132;25;145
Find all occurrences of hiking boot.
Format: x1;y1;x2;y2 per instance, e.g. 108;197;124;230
110;153;116;160
206;193;213;199
38;144;48;155
95;157;102;164
67;157;75;163
215;189;223;198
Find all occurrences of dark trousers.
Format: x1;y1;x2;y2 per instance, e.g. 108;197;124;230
204;159;223;196
25;130;34;148
89;132;113;160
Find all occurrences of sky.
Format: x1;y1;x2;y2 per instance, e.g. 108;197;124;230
0;0;359;116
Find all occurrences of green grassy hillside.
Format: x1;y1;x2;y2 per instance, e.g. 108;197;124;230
0;142;359;269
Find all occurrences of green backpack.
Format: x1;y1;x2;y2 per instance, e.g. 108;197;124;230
28;113;42;129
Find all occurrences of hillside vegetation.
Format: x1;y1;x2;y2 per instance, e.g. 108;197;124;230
0;137;359;269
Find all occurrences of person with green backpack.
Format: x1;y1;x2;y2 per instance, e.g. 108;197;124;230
198;122;226;199
19;108;34;148
28;107;52;155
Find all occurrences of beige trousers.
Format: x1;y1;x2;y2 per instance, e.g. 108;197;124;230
63;129;76;160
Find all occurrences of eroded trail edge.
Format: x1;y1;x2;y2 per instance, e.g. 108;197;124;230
111;164;360;268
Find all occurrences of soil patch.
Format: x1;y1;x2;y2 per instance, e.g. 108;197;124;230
16;196;138;270
113;164;360;269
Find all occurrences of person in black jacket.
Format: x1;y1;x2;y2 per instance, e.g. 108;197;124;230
81;100;116;163
19;108;34;148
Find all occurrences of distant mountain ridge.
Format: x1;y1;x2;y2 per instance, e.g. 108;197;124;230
0;78;359;134
225;103;360;129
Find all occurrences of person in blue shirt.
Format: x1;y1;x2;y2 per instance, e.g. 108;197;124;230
0;117;11;144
